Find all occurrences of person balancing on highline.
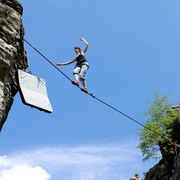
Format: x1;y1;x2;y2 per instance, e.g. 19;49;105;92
56;38;89;92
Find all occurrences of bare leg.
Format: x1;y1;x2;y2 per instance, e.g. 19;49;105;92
72;73;80;86
74;73;79;82
80;78;87;92
81;79;87;89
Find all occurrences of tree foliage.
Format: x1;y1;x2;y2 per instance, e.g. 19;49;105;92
137;92;174;161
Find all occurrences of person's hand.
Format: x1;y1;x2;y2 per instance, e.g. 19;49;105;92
80;37;85;41
80;38;88;45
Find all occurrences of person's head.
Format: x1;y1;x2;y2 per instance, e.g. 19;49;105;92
74;47;81;54
134;173;139;178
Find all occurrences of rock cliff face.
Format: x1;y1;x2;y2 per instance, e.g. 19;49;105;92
0;0;27;130
144;106;180;180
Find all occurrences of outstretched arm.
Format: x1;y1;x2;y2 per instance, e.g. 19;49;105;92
56;58;76;66
80;38;89;54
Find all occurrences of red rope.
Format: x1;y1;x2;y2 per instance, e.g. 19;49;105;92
174;143;180;167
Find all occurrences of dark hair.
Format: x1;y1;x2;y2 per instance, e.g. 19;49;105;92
74;47;81;52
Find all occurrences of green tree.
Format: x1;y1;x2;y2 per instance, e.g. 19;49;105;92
138;92;173;161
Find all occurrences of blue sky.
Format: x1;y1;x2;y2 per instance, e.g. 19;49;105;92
0;0;180;179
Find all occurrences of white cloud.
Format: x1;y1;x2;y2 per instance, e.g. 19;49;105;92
0;156;11;167
0;141;156;180
0;164;51;180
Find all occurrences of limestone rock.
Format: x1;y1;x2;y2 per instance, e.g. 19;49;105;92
0;0;27;130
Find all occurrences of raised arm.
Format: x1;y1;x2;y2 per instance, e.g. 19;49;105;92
56;58;76;66
80;38;89;54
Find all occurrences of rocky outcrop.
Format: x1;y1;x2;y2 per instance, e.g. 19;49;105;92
0;0;27;130
144;106;180;180
144;158;173;180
